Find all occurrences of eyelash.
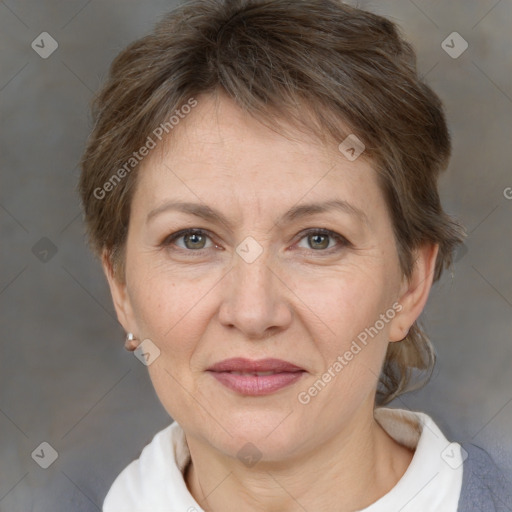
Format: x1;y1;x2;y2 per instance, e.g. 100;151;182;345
160;228;351;255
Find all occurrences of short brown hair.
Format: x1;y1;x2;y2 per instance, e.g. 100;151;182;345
79;0;466;405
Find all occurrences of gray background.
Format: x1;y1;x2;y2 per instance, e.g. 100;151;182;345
1;1;511;511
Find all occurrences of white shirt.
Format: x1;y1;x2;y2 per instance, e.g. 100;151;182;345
103;408;463;512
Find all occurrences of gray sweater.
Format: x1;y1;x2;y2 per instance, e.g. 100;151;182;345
458;443;512;511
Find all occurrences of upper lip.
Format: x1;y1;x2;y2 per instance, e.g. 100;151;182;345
207;357;304;373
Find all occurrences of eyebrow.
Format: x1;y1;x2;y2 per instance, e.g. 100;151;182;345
146;199;369;228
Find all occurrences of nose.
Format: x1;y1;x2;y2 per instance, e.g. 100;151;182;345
217;248;293;340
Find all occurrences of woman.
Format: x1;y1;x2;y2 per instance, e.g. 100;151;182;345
79;0;511;510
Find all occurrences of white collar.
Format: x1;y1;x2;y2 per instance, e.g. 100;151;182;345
103;407;463;511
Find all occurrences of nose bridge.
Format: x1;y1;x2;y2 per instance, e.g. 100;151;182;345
235;248;274;299
218;242;291;337
234;233;273;287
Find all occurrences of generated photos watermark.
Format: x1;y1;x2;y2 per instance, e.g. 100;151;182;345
93;97;198;200
297;301;403;404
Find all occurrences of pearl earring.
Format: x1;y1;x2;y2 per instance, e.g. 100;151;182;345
125;332;139;352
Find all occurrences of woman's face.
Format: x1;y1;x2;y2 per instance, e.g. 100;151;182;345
106;93;434;461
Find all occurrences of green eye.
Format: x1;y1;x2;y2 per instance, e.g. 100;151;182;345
162;229;213;251
306;233;331;250
182;232;208;250
296;229;349;252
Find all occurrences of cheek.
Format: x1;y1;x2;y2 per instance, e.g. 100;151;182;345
294;264;395;394
129;269;216;420
292;263;391;343
128;258;217;341
126;261;221;409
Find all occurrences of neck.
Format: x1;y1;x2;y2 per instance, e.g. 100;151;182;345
184;406;414;512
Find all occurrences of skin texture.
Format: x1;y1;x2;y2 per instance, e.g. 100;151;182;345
104;92;439;511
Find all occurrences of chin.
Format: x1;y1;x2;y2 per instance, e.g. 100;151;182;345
205;408;306;462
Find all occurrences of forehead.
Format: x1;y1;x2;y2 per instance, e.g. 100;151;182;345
156;94;335;169
133;93;385;223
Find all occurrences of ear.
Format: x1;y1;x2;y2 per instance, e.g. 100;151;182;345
388;243;439;342
101;250;136;334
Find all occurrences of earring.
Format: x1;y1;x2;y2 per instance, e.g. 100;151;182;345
125;332;139;352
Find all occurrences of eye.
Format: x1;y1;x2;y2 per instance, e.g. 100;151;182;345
161;229;215;251
160;227;350;255
295;228;350;252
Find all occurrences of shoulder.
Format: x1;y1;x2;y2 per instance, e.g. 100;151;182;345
103;422;189;511
457;443;512;512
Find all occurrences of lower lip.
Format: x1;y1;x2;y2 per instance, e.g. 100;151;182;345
208;371;305;396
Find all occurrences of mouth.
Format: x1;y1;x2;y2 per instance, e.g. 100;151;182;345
206;358;306;396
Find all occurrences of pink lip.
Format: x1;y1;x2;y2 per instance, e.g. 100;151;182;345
207;358;306;396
